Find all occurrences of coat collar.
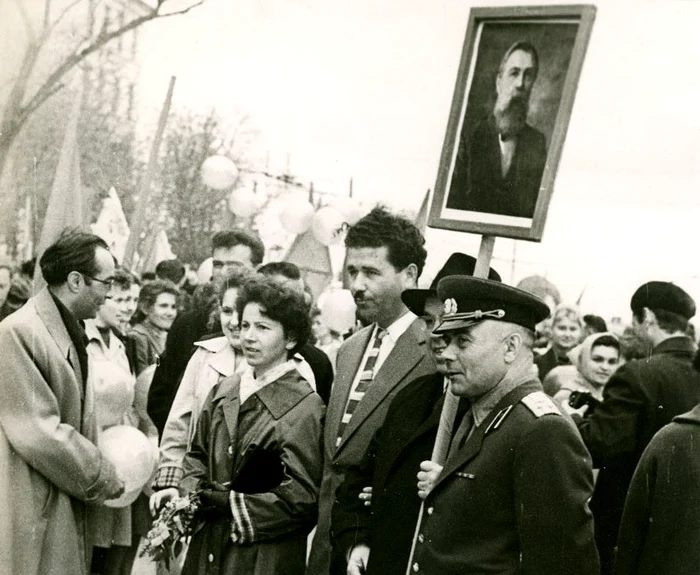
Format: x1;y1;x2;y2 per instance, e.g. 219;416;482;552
674;403;700;425
34;288;75;359
652;335;697;358
196;336;240;377
431;379;543;494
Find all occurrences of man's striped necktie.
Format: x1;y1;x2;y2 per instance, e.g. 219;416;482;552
336;327;386;447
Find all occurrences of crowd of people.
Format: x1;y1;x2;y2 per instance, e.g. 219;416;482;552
0;206;698;575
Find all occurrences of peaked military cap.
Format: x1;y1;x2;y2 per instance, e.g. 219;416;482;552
433;275;550;333
630;281;696;320
402;253;501;316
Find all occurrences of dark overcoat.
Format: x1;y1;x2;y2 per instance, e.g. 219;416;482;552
180;370;325;575
332;373;467;575
576;336;700;573
412;381;599;575
306;320;435;575
614;404;700;575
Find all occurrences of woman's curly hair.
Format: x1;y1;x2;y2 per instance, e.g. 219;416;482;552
236;275;312;355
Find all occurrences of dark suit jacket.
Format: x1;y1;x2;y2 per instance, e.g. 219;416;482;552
413;381;599;575
306;320;436;575
447;115;546;218
576;336;700;574
147;305;334;436
332;373;470;575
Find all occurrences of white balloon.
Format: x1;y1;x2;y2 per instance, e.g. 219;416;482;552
330;197;366;226
229;187;258;218
197;257;213;284
311;207;346;246
320;288;356;334
99;426;157;508
201;155;238;190
280;200;314;234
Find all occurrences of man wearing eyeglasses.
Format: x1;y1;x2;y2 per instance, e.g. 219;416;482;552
0;229;125;575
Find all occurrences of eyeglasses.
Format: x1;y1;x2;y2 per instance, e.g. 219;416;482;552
81;273;114;287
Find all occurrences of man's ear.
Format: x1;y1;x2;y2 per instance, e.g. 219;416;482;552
285;337;298;351
503;331;523;363
66;270;83;293
402;263;419;289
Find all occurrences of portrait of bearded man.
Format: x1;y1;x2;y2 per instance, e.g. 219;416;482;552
446;41;547;219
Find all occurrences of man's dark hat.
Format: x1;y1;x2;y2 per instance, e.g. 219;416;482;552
402;253;501;316
433;276;550;333
630;281;695;320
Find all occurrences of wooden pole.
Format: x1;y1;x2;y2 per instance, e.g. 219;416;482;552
122;76;175;269
405;234;496;575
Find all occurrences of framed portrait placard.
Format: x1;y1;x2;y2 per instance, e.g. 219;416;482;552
428;5;596;241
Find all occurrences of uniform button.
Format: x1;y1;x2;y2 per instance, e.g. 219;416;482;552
427;506;434;515
412;562;420;572
228;445;233;455
208;554;214;563
418;533;424;543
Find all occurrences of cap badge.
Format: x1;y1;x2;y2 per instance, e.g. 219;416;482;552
444;298;458;315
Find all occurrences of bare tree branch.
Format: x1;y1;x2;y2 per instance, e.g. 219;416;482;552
11;0;36;42
18;0;205;134
42;0;84;40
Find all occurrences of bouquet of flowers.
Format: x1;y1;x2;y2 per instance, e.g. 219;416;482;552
140;490;201;568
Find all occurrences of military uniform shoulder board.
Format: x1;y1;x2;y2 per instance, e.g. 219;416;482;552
485;405;514;435
521;391;561;418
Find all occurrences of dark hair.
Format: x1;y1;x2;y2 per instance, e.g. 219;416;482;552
583;314;608;334
211;230;265;266
141;271;156;282
19;258;36;278
205;268;254;332
111;269;136;291
632;307;688;334
345;206;427;278
257;261;301;281
138;279;180;313
590;334;620;352
498;41;539;80
217;268;254;304
155;259;186;284
39;229;110;286
236;276;311;356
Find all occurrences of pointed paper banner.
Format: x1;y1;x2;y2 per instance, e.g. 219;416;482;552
34;89;84;286
91;187;130;262
136;227;175;275
284;230;333;301
414;188;431;235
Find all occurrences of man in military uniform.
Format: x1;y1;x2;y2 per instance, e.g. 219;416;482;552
412;275;599;575
575;281;700;575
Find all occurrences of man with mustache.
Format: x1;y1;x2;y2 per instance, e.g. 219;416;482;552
306;206;436;575
447;41;547;219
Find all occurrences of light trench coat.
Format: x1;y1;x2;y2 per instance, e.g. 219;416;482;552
0;289;118;575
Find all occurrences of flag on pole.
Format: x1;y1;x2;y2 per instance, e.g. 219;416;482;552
284;230;333;301
414;189;431;235
136;227;175;275
34;88;84;285
91;187;130;262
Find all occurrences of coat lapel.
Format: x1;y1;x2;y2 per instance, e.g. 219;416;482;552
432;382;538;493
325;326;374;447
336;320;428;453
33;289;84;397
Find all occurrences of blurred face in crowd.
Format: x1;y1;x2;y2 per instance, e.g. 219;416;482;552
0;267;11;307
421;295;448;374
239;302;295;376
124;283;140;322
146;292;178;332
312;314;331;343
585;344;620;387
346;246;416;328
96;284;132;333
268;273;305;296
74;247;115;320
494;48;537;139
212;244;255;284
551;316;582;352
441;320;510;399
220;287;241;348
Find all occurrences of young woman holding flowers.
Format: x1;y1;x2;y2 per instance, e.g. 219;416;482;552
179;276;325;574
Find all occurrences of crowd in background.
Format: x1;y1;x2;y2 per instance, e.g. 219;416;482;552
0;210;698;575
